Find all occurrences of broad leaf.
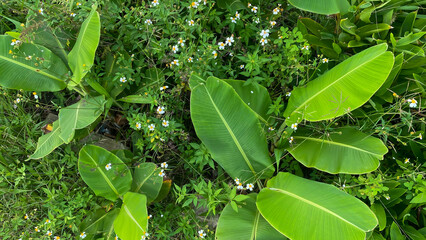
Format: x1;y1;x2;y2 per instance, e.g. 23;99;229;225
190;76;274;182
79;209;119;240
114;192;148;240
78;145;132;201
288;0;350;15
284;44;394;125
30;121;64;159
411;192;426;203
257;173;378;240
286;127;388;174
224;79;272;123
0;35;68;91
216;193;285;240
371;203;386;231
68;4;100;84
132;163;163;203
59;95;105;143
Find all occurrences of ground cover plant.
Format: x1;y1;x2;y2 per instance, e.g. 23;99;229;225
0;0;425;239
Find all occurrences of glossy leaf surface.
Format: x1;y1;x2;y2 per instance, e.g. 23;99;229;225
257;173;378;240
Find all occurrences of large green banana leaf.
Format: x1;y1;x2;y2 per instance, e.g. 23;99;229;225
59;95;105;143
68;4;100;84
288;0;350;15
287;127;388;174
0;35;68;91
223;79;272;123
79;208;119;240
78;145;132;201
30;120;64;159
216;193;285;240
131;162;163;203
257;173;378;240
284;44;394;125
114;192;148;240
190;76;274;182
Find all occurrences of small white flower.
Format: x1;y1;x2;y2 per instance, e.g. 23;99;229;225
119;77;127;83
105;163;112;171
188;19;195;26
55;236;60;240
198;230;207;238
171;59;179;66
76;2;82;6
80;232;87;238
145;19;152;25
230;17;237;23
260;38;268;46
172;45;179;53
188;57;193;62
46;231;52;236
407;99;417;108
160;138;165;142
70;12;76;17
226;36;234;46
161;214;164;217
260;29;270;38
419;133;423;140
162;120;169;127
273;7;280;14
136;122;142;129
237;182;244;190
270;21;276;27
240;65;244;69
178;38;185;47
286;92;291;97
11;39;20;46
289;136;294;144
157;106;165;114
301;45;309;50
385;195;390;200
291;123;298;131
148;124;155;131
39;8;44;15
45;219;50;224
268;127;275;131
322;58;329;63
234;177;240;184
251;6;258;13
190;1;199;8
235;11;240;19
159;169;165;177
217;42;225;50
152;0;159;6
254;18;260;24
212;50;218;59
161;162;168;169
246;183;254;191
404;158;410;164
35;226;40;232
160;85;169;91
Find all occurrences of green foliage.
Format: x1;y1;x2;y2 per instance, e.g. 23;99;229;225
257;173;378;240
190;76;274;182
68;4;100;85
0;35;68;91
0;0;424;239
287;127;388;174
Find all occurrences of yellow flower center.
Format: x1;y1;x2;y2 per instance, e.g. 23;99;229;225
411;99;416;103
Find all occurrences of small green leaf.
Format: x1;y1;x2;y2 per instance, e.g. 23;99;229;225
30;121;64;159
